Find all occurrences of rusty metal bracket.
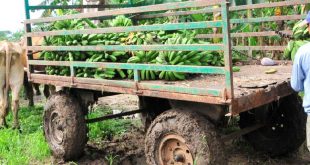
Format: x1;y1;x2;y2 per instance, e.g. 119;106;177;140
222;88;227;101
86;109;143;124
134;82;143;94
70;77;77;87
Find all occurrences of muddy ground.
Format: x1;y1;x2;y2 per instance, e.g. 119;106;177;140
23;94;310;165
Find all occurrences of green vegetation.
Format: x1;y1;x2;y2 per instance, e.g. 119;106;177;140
37;1;310;81
0;30;24;42
0;103;134;164
41;15;228;80
284;21;310;60
105;154;119;165
87;107;136;142
0;105;50;165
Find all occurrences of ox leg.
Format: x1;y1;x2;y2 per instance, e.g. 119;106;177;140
10;62;23;129
23;72;34;106
43;85;50;99
34;83;41;96
11;85;21;129
0;89;8;128
49;85;56;95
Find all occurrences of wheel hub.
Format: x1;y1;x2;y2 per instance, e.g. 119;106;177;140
159;134;194;165
50;112;64;144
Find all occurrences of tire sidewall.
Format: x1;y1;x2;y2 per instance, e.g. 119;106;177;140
44;92;87;160
145;109;226;165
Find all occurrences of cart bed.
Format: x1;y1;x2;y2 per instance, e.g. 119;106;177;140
147;64;292;98
30;63;293;114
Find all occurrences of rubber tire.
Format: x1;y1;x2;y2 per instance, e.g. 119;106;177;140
44;92;87;161
145;109;227;165
239;94;306;156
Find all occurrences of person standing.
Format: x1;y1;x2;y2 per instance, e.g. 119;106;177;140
291;11;310;152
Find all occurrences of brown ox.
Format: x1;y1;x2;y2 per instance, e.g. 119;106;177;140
0;41;24;128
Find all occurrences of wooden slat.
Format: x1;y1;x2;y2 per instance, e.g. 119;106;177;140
31;75;227;104
196;31;292;38
135;7;214;19
136;0;310;19
25;0;222;24
28;4;133;10
27;44;224;52
26;21;223;37
29;74;223;98
234;46;286;51
230;0;310;11
28;60;227;74
230;15;305;24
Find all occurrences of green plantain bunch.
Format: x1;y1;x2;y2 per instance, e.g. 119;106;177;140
42;15;226;81
284;20;310;60
127;51;159;80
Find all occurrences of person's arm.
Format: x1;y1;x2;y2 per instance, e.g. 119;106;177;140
291;50;305;92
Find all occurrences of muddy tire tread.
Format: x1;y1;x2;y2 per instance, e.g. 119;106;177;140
44;92;87;161
145;109;226;165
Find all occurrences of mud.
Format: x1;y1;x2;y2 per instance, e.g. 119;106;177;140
96;94;139;111
74;94;310;165
72;126;310;165
74;126;146;165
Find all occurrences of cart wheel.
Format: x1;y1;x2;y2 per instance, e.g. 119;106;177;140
239;93;306;156
145;109;226;165
44;92;87;161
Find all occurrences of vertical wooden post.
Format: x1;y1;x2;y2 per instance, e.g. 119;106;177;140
24;0;34;80
221;0;233;99
247;0;253;58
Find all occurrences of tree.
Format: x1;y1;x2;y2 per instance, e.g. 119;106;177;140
0;30;24;42
0;31;11;41
9;30;25;42
39;0;82;17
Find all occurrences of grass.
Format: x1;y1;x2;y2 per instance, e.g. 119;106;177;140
0;105;50;165
86;107;135;142
0;101;136;165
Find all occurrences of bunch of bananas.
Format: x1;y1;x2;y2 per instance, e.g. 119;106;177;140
76;68;95;78
155;34;217;80
292;20;310;40
42;15;227;81
109;15;133;27
86;51;128;79
94;68;127;79
43;16;131;79
125;31;157;45
127;51;159;80
284;40;309;60
156;31;174;43
46;66;70;76
202;51;224;66
86;51;127;62
284;20;310;60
